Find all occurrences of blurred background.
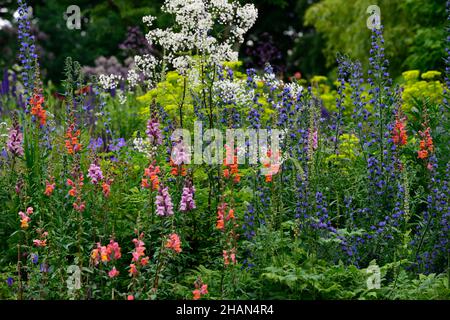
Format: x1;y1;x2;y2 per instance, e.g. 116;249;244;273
0;0;447;85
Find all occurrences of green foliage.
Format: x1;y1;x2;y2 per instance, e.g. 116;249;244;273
305;0;447;77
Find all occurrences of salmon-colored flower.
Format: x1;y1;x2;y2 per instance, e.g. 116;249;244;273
418;150;428;159
44;181;55;196
216;203;227;231
33;239;47;247
142;162;160;190
226;209;235;221
108;267;120;278
200;284;208;295
140;257;149;266
65;123;82;155
193;278;208;300
18;210;32;229
165;233;182;253
102;181;111;197
192;289;201;300
127;295;134;300
223;250;230;265
129;263;138;276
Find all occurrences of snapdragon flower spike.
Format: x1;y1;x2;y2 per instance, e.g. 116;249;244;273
155;185;174;216
171;140;190;165
142;161;160;190
129;236;149;275
29;93;47;126
108;267;120;278
146;116;163;145
7;122;24;157
18;209;31;229
179;179;196;212
87;163;104;185
44;180;55;196
392;116;408;147
193;277;208;300
91;239;122;266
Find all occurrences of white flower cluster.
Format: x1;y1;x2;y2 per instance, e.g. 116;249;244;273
172;56;193;75
98;74;122;90
117;89;127;105
284;82;304;98
127;69;140;88
137;0;258;77
263;71;281;90
142;15;156;27
134;54;158;78
133;137;157;158
213;79;253;106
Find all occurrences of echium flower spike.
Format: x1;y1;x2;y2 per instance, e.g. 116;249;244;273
17;0;38;103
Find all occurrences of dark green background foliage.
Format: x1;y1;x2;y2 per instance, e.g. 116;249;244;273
0;0;447;83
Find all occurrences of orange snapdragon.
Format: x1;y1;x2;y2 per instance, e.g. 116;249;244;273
417;127;434;161
141;162;160;191
223;145;240;183
65;122;82;155
169;160;187;176
392;117;408;146
29;93;47;126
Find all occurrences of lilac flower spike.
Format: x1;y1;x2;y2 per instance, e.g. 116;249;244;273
156;185;174;216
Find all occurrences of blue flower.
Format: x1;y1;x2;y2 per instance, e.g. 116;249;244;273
6;277;14;287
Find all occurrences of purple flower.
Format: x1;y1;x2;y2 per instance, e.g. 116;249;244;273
155;185;174;216
109;138;127;152
146;117;163;145
87;163;103;184
116;138;126;148
179;180;196;212
40;263;49;273
7;124;24;157
88;137;103;151
31;253;38;264
6;277;14;287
